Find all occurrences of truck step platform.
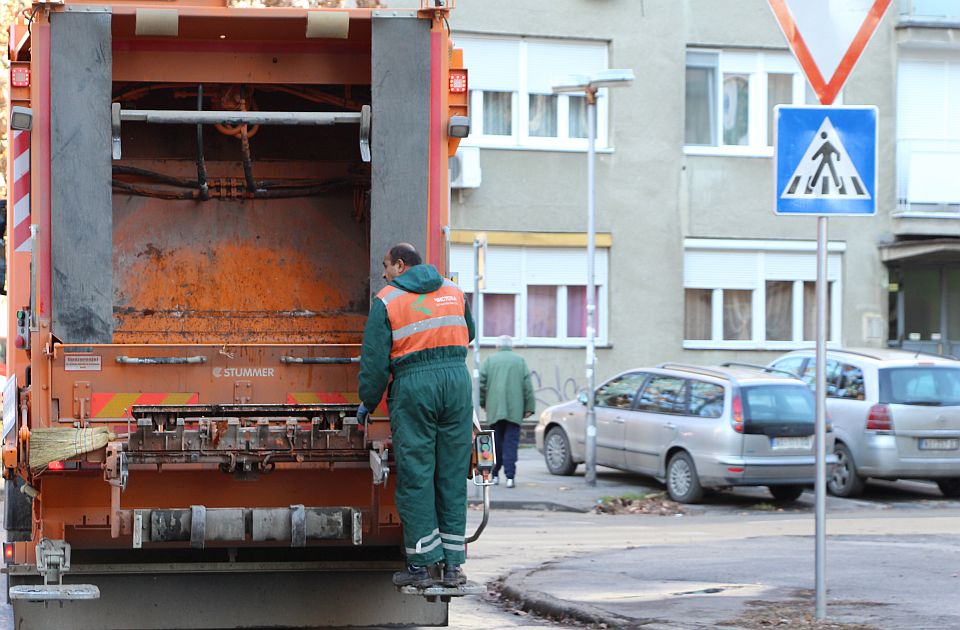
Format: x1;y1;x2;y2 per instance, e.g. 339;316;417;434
399;580;486;602
10;584;101;601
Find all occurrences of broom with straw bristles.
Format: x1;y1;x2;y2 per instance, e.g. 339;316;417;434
29;427;116;471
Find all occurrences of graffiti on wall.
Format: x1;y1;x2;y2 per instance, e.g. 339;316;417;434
530;364;583;408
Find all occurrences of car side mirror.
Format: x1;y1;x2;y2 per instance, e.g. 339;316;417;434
577;392;589;405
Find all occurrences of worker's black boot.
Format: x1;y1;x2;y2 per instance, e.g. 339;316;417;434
392;564;436;587
442;564;467;587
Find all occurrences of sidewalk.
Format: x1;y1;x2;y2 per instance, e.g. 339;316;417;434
478;448;960;629
467;445;657;513
498;532;960;629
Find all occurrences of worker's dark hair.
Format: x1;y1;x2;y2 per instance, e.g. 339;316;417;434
389;243;422;267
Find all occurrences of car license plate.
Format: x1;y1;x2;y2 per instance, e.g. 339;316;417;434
918;438;960;451
771;436;813;450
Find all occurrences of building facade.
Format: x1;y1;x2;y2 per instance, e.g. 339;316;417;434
441;0;959;412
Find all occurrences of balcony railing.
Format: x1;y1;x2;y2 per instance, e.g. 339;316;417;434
896;138;960;217
901;0;960;19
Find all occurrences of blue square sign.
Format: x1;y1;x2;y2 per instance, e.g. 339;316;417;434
774;106;877;216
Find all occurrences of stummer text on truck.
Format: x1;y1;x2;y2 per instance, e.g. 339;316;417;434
0;0;482;627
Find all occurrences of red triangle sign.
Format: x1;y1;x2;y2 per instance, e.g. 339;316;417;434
768;0;892;105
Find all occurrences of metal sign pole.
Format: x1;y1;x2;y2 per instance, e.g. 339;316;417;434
815;216;828;619
472;236;483;419
584;89;598;488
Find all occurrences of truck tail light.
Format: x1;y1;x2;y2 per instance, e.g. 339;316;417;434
449;69;468;94
866;403;892;431
3;542;14;563
47;460;65;471
731;395;744;434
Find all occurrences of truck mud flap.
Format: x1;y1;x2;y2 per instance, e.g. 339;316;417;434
133;506;362;549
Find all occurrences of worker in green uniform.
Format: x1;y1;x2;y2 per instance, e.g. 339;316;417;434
357;243;475;588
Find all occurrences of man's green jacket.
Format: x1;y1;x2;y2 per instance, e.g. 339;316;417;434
358;264;476;408
479;348;536;425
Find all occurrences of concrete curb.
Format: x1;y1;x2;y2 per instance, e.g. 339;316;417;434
500;567;651;629
468;500;586;513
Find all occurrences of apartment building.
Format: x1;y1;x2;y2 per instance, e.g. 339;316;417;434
442;0;958;406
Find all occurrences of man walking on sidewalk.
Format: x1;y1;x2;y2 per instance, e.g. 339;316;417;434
480;335;536;488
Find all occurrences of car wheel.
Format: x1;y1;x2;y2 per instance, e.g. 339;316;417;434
828;442;865;498
543;427;577;476
768;484;805;503
666;452;704;504
936;479;960;498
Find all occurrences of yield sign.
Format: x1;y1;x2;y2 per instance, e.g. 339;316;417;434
768;0;892;105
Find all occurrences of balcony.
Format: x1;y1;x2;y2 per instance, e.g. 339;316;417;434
896;139;960;220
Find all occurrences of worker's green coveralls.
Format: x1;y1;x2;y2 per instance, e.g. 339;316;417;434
359;264;475;567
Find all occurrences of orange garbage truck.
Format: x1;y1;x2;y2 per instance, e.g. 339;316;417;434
0;0;486;627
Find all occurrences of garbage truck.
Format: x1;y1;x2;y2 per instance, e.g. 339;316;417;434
0;0;486;627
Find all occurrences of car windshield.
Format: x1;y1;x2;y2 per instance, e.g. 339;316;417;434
740;384;815;424
879;367;960;406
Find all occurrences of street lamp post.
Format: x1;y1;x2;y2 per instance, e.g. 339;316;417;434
553;70;633;487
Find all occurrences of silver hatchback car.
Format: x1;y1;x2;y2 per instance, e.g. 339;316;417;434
770;347;960;498
534;363;829;503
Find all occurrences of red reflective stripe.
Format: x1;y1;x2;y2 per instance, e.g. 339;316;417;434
12;172;29;203
12;221;30;250
12;130;29;156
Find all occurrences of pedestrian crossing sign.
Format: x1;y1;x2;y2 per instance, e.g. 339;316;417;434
774;105;877;216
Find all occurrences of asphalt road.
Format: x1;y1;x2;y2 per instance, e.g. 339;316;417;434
1;448;958;629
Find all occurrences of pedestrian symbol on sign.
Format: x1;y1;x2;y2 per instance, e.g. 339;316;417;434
781;117;870;201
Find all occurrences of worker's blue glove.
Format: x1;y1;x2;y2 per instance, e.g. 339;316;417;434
356;402;370;425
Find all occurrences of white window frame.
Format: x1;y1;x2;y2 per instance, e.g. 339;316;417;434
684;48;825;158
457;34;611;152
451;244;609;347
682;239;845;350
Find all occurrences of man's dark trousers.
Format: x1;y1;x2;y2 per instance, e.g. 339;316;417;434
491;419;521;480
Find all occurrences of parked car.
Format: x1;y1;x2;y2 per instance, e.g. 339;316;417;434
534;363;830;503
769;347;960;498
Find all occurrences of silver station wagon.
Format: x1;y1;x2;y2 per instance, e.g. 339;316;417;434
770;347;960;498
534;363;830;503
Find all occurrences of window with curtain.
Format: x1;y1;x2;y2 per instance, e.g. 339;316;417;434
569;95;588;139
482;92;513;136
483;294;516;337
528;94;558;137
684;240;843;348
722;74;750;146
684;289;712;340
765;281;793;341
767;73;794;145
456;35;610;149
527;285;558;337
722;290;752;340
685;49;807;151
449;244;610;346
566;286;600;338
685;61;716;145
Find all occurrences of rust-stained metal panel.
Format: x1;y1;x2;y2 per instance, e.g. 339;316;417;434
112;178;368;344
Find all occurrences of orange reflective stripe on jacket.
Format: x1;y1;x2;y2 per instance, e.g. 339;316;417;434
377;279;469;359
